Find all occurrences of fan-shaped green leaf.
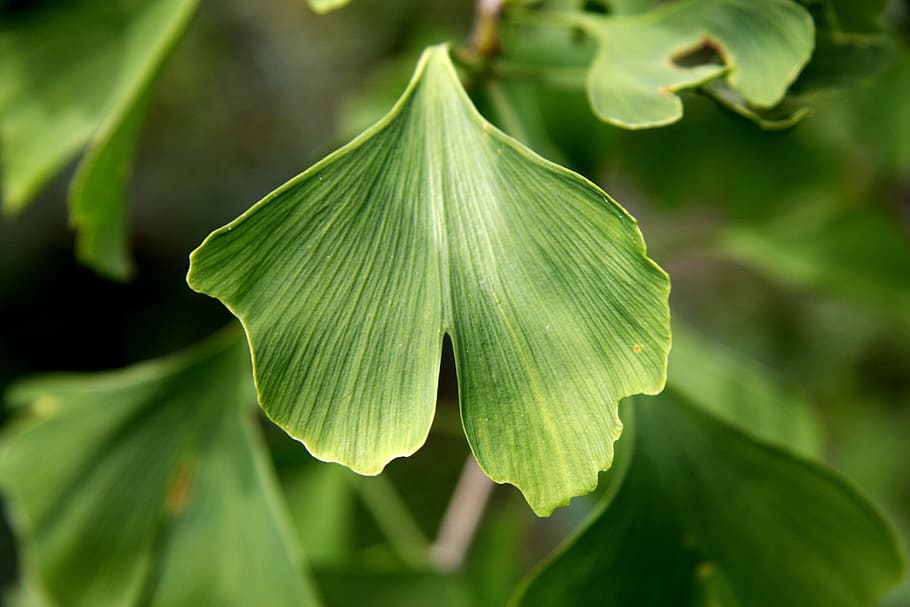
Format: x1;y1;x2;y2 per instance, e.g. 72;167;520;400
514;394;905;606
571;0;814;128
0;331;321;607
187;45;671;516
0;0;198;278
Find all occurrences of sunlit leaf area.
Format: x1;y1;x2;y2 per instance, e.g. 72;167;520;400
1;0;908;605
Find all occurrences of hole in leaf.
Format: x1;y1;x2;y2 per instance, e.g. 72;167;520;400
671;38;725;68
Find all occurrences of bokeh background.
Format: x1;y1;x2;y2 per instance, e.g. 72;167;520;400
1;0;909;604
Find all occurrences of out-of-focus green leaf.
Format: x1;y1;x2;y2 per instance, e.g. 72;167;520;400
715;201;910;323
187;45;671;516
282;463;356;566
514;394;905;607
0;331;321;607
479;81;568;166
307;0;352;15
498;10;596;73
335;55;415;142
0;0;198;278
792;0;895;94
315;568;471;607
2;580;51;607
669;323;821;456
840;53;910;177
67;88;151;280
803;0;889;34
570;0;814;128
878;578;910;607
791;31;896;94
603;0;660;15
463;500;535;607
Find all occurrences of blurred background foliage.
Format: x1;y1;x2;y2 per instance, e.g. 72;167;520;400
1;0;909;604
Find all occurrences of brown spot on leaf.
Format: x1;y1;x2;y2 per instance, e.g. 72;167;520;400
696;561;715;578
164;462;195;517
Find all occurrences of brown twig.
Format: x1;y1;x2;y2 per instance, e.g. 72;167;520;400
430;456;495;571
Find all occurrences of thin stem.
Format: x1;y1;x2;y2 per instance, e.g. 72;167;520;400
354;475;431;569
485;80;533;143
430;456;495;571
470;0;506;59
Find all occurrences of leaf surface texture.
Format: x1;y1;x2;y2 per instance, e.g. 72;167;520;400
188;45;671;515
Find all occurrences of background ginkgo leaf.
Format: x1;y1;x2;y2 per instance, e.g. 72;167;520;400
668;324;820;456
0;0;198;278
0;331;321;607
514;394;905;607
572;0;814;128
713;199;910;323
791;0;896;94
307;0;352;14
67;89;153;281
187;44;671;516
810;0;888;33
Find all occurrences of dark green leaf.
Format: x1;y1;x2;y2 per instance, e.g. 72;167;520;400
315;568;471;607
790;0;896;95
715;201;910;323
790;30;896;94
668;324;821;456
0;0;198;278
0;331;321;607
514;394;905;606
800;0;889;34
67;88;152;280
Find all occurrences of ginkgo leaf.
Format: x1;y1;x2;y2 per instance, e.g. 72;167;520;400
805;0;888;34
307;0;352;14
514;394;905;606
0;331;321;607
668;324;820;456
0;0;198;278
715;200;910;322
187;44;671;516
68;88;153;281
570;0;815;128
792;0;895;94
700;80;811;131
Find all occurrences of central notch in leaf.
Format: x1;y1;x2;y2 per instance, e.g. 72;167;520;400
187;44;671;516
